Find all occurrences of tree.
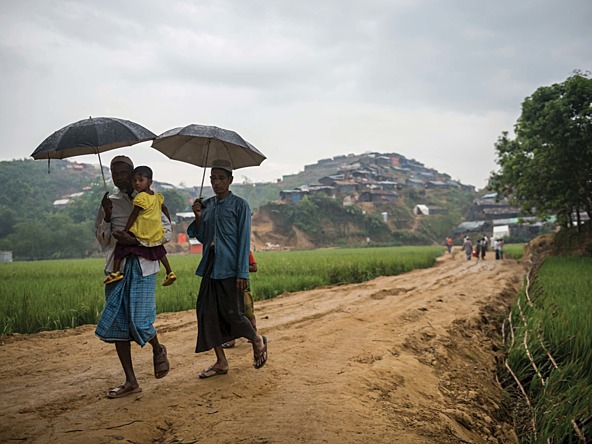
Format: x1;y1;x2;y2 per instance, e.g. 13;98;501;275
161;189;187;216
7;214;98;260
489;72;592;229
64;185;106;223
0;205;17;238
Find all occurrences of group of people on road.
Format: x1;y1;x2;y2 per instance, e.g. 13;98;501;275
94;156;267;399
460;235;504;261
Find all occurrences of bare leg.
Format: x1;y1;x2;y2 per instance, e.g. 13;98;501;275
107;341;140;397
160;255;172;275
149;335;169;379
212;346;229;370
149;334;161;354
115;341;137;386
160;256;177;286
198;346;229;378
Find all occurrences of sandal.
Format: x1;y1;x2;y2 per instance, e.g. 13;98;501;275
199;366;229;379
154;344;170;379
107;384;142;399
163;272;177;286
253;335;268;369
104;271;124;285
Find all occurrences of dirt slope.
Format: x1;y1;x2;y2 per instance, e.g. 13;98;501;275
250;205;318;251
0;251;524;443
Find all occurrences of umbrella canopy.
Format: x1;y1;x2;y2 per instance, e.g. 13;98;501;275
151;124;266;196
151;124;266;169
31;116;156;159
31;116;156;188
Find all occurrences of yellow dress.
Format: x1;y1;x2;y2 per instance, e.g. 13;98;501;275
130;191;165;246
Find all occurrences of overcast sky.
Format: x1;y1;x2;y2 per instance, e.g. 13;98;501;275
1;0;590;190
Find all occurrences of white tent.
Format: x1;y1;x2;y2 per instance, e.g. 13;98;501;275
493;225;510;238
413;204;429;216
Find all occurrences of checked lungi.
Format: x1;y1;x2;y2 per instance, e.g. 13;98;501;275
95;255;157;347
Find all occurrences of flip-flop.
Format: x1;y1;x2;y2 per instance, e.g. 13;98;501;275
199;366;229;379
221;340;236;348
107;384;142;399
253;335;268;369
154;344;170;379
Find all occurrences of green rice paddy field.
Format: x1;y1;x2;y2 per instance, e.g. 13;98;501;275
505;255;592;442
0;245;445;335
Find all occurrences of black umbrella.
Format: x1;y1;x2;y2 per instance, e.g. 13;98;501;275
151;124;266;196
31;116;156;188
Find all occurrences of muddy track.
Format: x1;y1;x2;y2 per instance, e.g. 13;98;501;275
0;251;524;443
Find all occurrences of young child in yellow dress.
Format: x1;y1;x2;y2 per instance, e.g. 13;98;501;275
104;165;177;286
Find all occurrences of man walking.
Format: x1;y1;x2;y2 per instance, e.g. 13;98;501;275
188;159;267;378
94;156;171;398
463;236;473;261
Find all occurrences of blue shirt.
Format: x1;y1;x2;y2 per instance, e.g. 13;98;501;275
187;192;251;280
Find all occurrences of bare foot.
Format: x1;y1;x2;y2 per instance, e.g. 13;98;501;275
252;335;268;369
153;344;170;379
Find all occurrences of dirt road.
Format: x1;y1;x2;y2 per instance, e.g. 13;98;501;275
0;251;524;443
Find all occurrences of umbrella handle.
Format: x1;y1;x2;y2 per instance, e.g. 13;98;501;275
199;168;206;199
198;141;211;198
97;152;108;191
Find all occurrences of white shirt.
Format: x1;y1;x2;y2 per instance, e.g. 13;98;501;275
94;190;172;276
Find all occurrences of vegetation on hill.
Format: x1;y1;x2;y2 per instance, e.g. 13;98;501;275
0;153;479;259
252;153;477;248
0;159;103;259
258;192;474;248
0;159;189;260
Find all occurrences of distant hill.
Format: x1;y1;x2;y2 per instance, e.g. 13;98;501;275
0;158;102;220
277;152;472;188
248;152;478;249
0;153;480;259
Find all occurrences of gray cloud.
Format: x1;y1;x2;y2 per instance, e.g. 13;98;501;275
1;0;590;188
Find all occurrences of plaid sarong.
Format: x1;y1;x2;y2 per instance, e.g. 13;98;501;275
95;255;157;347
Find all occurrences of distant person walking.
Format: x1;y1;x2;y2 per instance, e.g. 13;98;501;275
462;236;473;261
446;237;453;254
481;236;489;260
494;238;504;260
